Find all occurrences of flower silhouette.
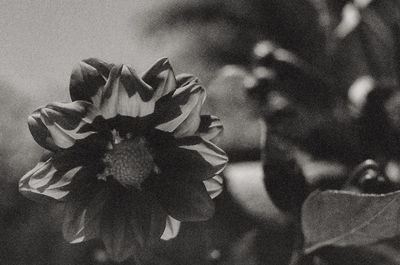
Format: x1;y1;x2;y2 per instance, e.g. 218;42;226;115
19;58;228;261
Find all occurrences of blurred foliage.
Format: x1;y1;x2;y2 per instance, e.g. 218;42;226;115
149;0;400;264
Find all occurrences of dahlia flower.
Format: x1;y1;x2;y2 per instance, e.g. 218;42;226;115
19;58;228;261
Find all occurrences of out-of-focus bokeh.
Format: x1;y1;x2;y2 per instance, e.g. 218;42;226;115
2;0;400;264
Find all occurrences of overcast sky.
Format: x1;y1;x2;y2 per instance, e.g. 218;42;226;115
0;0;171;100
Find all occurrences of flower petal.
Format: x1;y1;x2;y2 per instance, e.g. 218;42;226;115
100;193;144;262
178;137;228;175
120;64;154;101
146;198;168;243
63;185;108;243
161;216;181;240
28;101;101;150
100;185;166;262
196;115;224;141
92;64;157;119
155;180;215;222
69;58;112;102
19;158;81;202
19;148;104;203
156;83;206;133
203;175;224;199
176;73;199;87
172;87;206;138
142;58;177;100
155;140;218;182
71;59;157;120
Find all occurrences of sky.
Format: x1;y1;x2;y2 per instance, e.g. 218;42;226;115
0;0;171;101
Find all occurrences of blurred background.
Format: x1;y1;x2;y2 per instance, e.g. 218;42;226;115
1;0;400;264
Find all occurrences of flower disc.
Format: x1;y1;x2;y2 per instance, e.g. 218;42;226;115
100;136;154;189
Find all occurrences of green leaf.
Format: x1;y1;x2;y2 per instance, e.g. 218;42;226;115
302;189;400;254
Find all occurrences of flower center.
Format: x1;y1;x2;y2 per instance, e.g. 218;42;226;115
98;135;154;189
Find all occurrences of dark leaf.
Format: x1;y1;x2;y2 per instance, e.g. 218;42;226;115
302;189;400;254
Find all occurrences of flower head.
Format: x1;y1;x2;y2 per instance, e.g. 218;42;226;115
19;58;228;261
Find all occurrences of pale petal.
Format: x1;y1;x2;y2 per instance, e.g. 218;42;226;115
29;101;101;150
160;215;181;240
19;158;82;202
203;175;224;199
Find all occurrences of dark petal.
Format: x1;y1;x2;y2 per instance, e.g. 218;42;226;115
28;101;102;150
63;184;108;243
154;179;215;222
77;114;109;134
52;132;111;167
152;92;183;127
155;143;217;182
65;160;106;201
177;136;228;176
141;191;168;243
69;58;111;102
146;129;176;150
100;185;166;262
100;193;143;261
106;114;155;138
147;204;167;243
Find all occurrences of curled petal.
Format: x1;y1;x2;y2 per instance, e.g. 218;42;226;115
156;180;215;222
176;73;199;87
28;112;58;151
19;158;81;202
156;83;206;133
161;216;181;240
142;58;177;100
178;137;228;175
120;64;154;101
196;115;224;141
70;58;112;102
203;175;224;199
173;87;206;138
71;59;156;120
28;101;101;150
91;64;156;119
